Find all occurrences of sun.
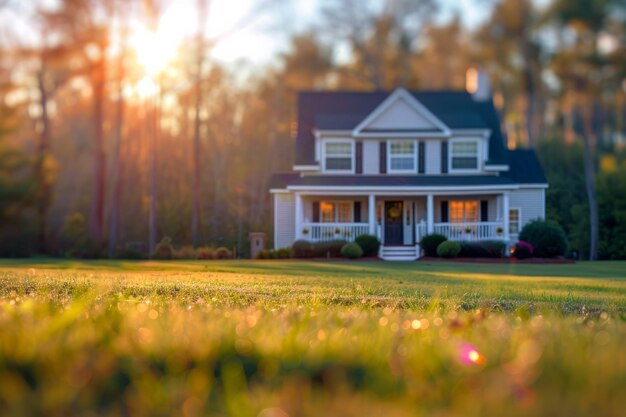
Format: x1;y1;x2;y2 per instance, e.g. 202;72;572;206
129;4;194;76
130;26;179;76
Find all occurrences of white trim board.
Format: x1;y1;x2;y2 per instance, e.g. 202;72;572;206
293;165;320;171
285;185;520;193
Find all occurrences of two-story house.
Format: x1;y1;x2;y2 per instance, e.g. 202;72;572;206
270;87;547;260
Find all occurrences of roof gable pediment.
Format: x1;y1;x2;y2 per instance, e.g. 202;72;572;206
353;88;450;136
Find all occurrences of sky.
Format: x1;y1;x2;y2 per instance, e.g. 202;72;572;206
0;0;496;67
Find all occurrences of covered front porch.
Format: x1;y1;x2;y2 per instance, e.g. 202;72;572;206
295;191;515;258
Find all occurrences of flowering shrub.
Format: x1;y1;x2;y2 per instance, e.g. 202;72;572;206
514;240;534;259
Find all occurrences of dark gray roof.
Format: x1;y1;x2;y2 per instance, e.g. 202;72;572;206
295;90;506;165
271;150;547;189
507;149;547;184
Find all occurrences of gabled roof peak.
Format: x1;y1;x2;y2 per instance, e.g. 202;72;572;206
352;88;451;136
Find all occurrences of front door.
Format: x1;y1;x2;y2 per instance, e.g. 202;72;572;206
384;201;404;245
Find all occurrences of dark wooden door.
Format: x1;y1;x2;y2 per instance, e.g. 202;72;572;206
384;201;403;245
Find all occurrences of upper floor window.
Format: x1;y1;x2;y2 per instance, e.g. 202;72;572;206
388;140;417;173
323;140;353;172
450;139;480;172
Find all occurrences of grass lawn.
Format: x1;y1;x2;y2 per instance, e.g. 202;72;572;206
0;259;625;416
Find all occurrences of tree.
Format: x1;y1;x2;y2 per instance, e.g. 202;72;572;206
191;0;208;247
546;0;623;260
0;67;35;256
321;0;436;90
473;0;544;147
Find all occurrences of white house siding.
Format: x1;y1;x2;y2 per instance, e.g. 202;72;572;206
425;140;441;174
363;140;379;174
367;98;437;130
274;193;295;249
509;188;545;227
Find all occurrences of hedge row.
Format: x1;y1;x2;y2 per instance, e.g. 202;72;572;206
420;220;568;259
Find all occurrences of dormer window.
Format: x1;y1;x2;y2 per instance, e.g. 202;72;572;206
388;140;417;173
449;139;480;172
323;140;354;173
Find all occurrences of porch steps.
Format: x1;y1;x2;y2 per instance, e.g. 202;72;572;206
380;245;420;262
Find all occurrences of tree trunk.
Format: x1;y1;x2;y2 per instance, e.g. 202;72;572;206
521;33;536;148
35;67;51;254
574;105;599;260
148;89;159;257
108;43;125;258
191;0;208;247
90;54;106;246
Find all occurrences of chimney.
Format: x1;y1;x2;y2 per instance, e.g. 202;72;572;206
466;67;491;101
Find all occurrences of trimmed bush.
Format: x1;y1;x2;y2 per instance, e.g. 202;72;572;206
215;247;233;259
420;234;447;257
355;234;380;257
514;240;534;259
314;240;347;258
196;246;215;260
458;241;506;258
437;241;461;258
271;248;292;259
292;240;315;258
341;243;363;259
258;247;292;259
519;220;568;258
153;237;174;260
174;245;197;260
292;240;348;258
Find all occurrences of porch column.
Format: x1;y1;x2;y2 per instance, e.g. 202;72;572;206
427;193;434;234
502;192;510;241
368;194;376;235
295;192;303;240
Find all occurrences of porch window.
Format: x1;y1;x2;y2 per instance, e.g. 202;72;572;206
324;141;353;172
450;140;479;171
449;201;479;223
509;208;521;234
320;201;352;223
388;140;417;173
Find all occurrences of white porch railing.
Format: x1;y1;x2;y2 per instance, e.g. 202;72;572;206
302;223;370;242
433;222;505;241
415;221;428;243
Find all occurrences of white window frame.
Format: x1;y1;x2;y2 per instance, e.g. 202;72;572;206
319;200;354;223
322;139;355;173
449;138;482;173
509;207;521;235
387;139;418;174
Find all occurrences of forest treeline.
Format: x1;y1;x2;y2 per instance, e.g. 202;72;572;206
0;0;625;259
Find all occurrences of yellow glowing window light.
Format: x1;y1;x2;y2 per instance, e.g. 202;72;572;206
449;201;479;223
